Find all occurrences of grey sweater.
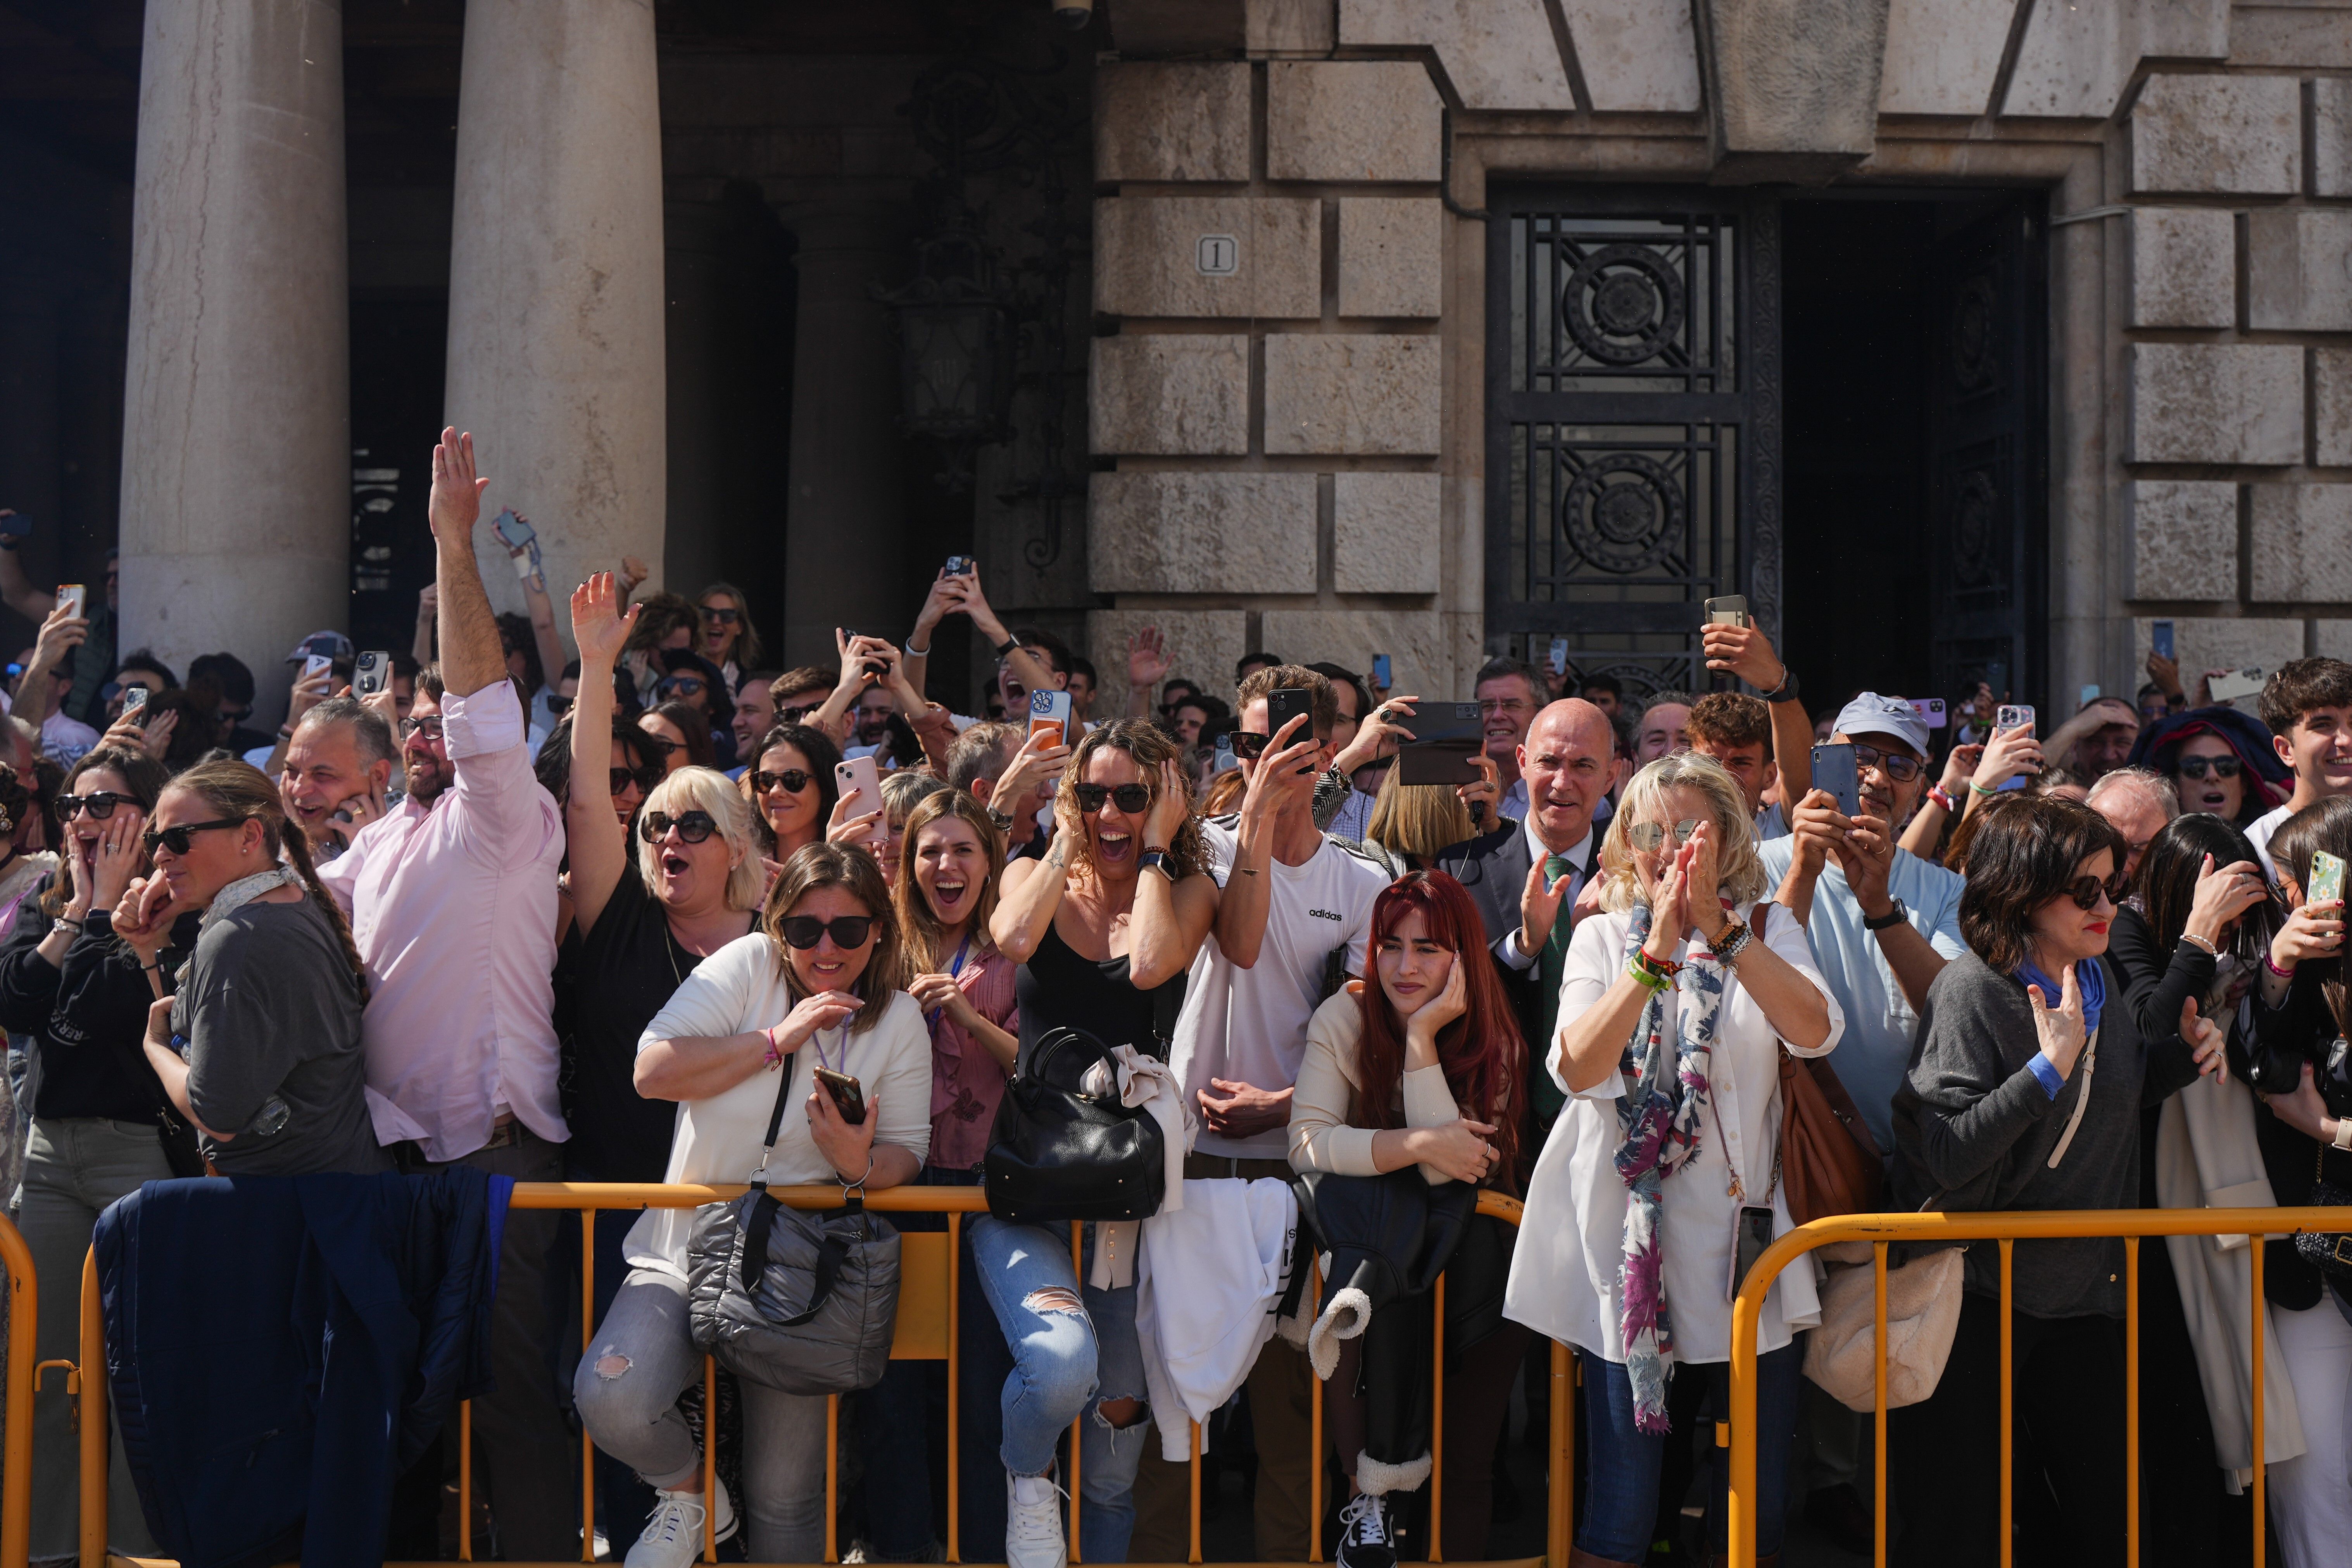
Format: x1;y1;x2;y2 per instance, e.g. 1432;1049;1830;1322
1890;948;2200;1320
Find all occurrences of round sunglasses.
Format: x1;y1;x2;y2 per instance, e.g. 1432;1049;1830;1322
1072;782;1152;814
639;809;718;844
776;914;874;950
2176;755;2241;780
656;676;706;700
57;790;136;821
752;768;813;795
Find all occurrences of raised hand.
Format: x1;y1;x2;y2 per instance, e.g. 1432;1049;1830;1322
88;810;146;912
2271;894;2345;969
1700;620;1787;691
1972;724;2043;792
1457;751;1502;829
2183;853;2268;949
1144;758;1192;848
2026;962;2088;1079
775;989;859;1054
1517;854;1572;958
1126;626;1171;693
571;571;639;670
427;427;489;542
1936;742;1984;797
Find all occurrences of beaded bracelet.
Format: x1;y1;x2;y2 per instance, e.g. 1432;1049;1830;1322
2179;931;2219;957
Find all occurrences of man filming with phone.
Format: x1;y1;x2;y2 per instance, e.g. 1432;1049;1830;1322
315;428;575;1558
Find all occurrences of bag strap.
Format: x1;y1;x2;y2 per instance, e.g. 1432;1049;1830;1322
751;1049;798;1188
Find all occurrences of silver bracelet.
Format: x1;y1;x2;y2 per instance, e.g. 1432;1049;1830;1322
2179;932;2219;957
905;638;931;657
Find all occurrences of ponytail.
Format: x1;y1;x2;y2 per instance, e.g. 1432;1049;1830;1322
281;816;370;1006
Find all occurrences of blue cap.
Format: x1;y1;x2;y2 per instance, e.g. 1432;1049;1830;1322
1833;692;1930;757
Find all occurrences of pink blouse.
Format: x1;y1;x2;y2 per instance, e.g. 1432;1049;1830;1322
927;947;1019;1172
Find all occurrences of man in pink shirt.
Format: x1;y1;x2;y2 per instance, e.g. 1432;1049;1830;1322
319;426;574;1556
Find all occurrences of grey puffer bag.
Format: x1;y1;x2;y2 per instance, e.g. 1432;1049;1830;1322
686;1056;901;1396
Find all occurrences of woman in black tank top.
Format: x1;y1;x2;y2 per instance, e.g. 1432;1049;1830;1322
975;720;1220;1563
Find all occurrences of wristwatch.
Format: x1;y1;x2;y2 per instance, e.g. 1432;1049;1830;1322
986;806;1016;833
1757;666;1799;704
1862;898;1909;932
993;635;1019;657
1137;847;1173;879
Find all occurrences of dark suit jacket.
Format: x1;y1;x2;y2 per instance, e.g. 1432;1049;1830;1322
1435;823;1544;1051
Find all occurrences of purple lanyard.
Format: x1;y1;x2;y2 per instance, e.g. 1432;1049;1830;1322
927;934;974;1031
812;1025;849;1074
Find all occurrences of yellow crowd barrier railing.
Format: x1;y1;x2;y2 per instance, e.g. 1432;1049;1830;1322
36;1181;1555;1568
1727;1205;2352;1568
3;1212;35;1568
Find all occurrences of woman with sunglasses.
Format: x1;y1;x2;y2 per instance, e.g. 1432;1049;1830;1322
983;720;1218;1565
0;746;182;1561
580;843;929;1565
1887;795;2224;1566
1509;752;1839;1568
696;581;763;687
745;721;842;861
107;759;385;1178
638;700;716;777
2126;706;2291;830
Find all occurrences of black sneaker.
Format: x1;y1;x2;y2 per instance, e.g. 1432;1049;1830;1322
1336;1492;1396;1568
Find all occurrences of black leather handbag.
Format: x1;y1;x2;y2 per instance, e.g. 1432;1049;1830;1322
983;1026;1167;1226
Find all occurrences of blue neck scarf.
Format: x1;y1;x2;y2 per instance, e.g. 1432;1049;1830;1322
2014;953;2105;1036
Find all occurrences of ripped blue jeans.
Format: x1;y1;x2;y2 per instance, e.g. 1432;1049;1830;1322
967;1214;1148;1562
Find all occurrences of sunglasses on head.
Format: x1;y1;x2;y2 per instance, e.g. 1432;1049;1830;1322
610;766;659;796
1625;818;1704;853
1849;742;1923;783
399;715;445;742
2177;755;2241;780
752;768;813;795
639;809;718;844
657;676;706;700
141;818;245;857
1072;782;1153;814
703;606;740;624
777;914;874;950
57;791;134;821
2065;874;2127;912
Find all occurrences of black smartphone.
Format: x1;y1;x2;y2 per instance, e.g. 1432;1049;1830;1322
944;555;975;576
1396;702;1484;786
1729;1204;1775;1301
1264;687;1316;771
813;1066;867;1126
1810;742;1861;818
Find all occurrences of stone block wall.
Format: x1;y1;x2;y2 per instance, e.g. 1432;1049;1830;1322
2123;67;2352;680
1084;51;1459;707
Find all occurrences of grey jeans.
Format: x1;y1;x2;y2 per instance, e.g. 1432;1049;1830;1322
573;1268;831;1563
14;1116;171;1561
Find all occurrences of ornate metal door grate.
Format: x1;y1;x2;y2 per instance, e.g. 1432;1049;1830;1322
1485;191;1779;704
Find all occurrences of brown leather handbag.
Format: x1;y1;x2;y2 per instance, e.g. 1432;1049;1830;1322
1754;903;1886;1223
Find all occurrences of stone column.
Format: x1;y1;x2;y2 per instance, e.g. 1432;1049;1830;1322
117;0;350;695
781;203;910;668
443;0;666;624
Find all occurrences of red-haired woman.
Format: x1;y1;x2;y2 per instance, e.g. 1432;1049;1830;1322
1288;869;1528;1564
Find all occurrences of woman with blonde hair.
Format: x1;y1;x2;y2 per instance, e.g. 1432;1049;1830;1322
983;719;1220;1565
1505;752;1843;1568
578;842;931;1565
696;581;763;684
111;759;383;1178
1359;765;1477;875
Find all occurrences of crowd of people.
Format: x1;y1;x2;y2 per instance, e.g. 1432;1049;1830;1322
4;431;2352;1568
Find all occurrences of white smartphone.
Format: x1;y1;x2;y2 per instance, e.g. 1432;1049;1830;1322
55;584;85;619
1546;636;1569;676
1029;688;1073;748
303;654;332;680
2210;667;2268;705
834;755;887;849
1996;704;2035;735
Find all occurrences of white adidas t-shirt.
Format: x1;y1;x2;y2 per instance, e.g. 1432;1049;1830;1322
1169;818;1389;1159
2248;801;2294;883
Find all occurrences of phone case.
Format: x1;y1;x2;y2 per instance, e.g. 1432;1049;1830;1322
1996;704;2035;734
2152;621;2175;660
2311;851;2345;907
1810;743;1860;818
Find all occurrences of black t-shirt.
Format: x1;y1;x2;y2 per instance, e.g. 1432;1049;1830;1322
559;862;720;1182
1014;918;1182;1082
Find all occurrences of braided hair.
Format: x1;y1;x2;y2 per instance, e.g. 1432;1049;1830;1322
164;759;371;1004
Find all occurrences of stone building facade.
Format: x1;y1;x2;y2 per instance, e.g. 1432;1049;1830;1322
3;0;2349;719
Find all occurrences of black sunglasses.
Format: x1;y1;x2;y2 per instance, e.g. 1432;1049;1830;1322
1849;742;1923;784
635;732;679;757
657;676;706;700
1072;782;1153;814
1227;731;1271;760
778;705;820;724
219;705;254;725
57;791;135;821
703;606;740;624
141;818;245;857
547;694;575;716
777;914;874;950
752;768;813;795
639;809;718;844
2064;874;2128;912
399;715;446;742
2177;755;2241;780
610;766;658;796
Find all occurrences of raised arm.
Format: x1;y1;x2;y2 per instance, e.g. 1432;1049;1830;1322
11;599;87;737
1702;618;1810;807
1123;627;1172;721
1126;759;1219;990
568;573;639;935
0;518;60;621
1214;715;1317;969
513;530;570;687
413;583;438;667
426;428;504;699
992;826;1072;962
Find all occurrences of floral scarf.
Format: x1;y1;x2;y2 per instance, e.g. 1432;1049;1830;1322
1613;901;1731;1435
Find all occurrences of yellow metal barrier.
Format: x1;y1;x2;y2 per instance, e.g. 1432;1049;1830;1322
1726;1205;2352;1568
2;1211;36;1568
47;1181;1555;1568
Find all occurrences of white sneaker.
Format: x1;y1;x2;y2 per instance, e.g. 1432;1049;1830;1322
1006;1470;1068;1568
627;1478;737;1568
1336;1491;1396;1568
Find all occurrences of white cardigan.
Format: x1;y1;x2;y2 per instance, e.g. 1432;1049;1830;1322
1505;899;1844;1366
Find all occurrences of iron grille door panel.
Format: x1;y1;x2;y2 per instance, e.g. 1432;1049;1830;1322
1486;189;1780;703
